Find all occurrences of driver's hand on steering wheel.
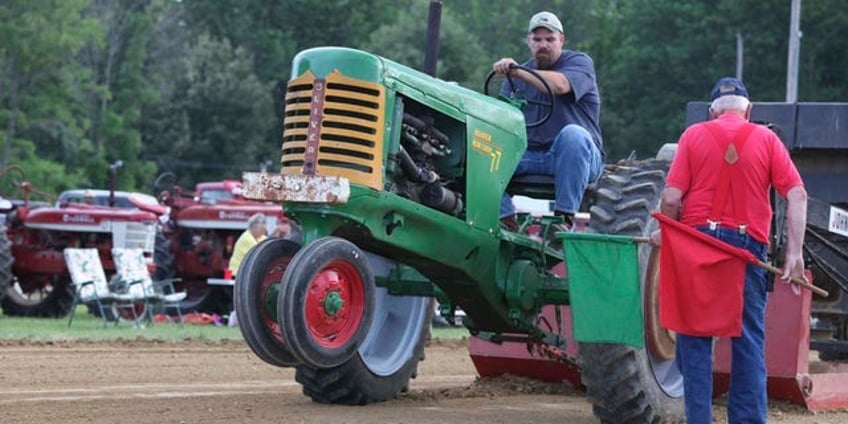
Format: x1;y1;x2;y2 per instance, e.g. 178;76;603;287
493;58;519;76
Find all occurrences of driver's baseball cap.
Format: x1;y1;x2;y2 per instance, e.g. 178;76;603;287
710;77;749;100
528;11;563;34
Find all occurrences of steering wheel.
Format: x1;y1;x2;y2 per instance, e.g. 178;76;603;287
152;171;177;202
484;64;555;128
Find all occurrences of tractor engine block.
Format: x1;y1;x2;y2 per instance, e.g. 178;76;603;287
386;112;463;216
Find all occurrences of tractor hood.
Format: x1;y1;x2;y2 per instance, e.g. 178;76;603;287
174;203;284;230
24;205;157;232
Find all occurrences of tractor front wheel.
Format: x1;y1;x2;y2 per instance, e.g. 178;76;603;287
279;237;375;369
234;237;300;367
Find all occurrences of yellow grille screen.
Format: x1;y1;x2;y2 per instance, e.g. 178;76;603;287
281;70;385;190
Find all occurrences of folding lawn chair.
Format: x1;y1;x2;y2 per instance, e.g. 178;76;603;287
64;248;147;328
112;247;186;325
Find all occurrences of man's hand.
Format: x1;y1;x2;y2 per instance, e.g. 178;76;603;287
649;229;661;247
781;253;805;296
493;58;518;76
782;185;808;296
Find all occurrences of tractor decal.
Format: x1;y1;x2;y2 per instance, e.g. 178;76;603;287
282;70;385;191
471;128;502;172
303;77;325;175
62;214;96;224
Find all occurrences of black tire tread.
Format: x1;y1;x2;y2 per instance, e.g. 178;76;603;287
0;226;13;303
294;317;429;405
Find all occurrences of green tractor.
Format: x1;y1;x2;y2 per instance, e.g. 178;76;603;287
237;44;682;421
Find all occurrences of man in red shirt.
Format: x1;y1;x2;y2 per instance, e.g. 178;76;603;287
652;77;807;423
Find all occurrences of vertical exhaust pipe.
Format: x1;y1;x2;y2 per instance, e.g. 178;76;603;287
423;1;442;77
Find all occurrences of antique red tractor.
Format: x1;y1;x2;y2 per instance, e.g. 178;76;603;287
0;165;161;318
151;173;289;315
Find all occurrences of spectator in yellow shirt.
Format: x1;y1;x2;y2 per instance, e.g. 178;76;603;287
228;213;270;277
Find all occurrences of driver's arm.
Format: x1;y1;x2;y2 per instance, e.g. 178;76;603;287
492;58;571;95
513;68;570;95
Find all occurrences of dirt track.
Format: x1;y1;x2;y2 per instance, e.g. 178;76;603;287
1;337;846;424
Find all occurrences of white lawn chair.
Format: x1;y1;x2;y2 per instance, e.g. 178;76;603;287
112;247;186;325
64;248;146;328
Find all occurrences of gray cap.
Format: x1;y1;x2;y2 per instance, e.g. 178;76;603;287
528;11;563;33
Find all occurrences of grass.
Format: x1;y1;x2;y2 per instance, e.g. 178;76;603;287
0;306;243;342
0;306;470;342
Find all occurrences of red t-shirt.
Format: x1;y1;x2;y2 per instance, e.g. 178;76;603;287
665;113;803;244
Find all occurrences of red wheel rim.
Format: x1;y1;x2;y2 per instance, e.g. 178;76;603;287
260;257;291;342
304;259;366;349
116;301;146;321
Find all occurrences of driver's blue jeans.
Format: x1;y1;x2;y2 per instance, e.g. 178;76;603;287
500;124;602;218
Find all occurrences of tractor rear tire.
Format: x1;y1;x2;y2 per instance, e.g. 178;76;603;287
0;226;13;303
294;252;432;405
578;159;685;423
1;274;74;318
153;227;174;283
152;228;188;316
153;228;231;316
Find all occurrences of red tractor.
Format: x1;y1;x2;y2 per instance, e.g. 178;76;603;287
152;172;290;315
0;165;162;318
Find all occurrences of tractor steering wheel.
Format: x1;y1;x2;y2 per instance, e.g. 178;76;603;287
483;64;555;128
152;171;177;202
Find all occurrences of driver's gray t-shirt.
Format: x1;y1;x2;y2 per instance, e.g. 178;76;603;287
501;50;603;154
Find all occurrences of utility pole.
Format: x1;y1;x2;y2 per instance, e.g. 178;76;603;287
736;32;744;80
786;0;802;103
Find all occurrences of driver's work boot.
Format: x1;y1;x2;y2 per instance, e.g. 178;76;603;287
500;215;520;232
546;212;574;249
546;222;572;250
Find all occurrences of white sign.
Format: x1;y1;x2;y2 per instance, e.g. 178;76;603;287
830;205;848;238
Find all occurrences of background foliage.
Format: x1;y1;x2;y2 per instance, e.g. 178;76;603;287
1;0;845;196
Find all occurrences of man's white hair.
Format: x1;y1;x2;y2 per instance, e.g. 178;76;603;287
247;212;267;229
709;95;750;115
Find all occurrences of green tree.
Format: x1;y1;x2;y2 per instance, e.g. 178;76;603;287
598;0;848;159
146;34;274;185
76;0;160;190
363;2;490;89
0;0;98;195
796;0;848;100
601;1;735;159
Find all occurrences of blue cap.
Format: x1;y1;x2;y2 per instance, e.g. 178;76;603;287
710;77;749;100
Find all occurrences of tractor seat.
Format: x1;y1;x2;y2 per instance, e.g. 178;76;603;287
506;173;597;204
506;174;556;200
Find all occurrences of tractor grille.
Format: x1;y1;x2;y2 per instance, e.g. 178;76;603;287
111;221;156;254
281;70;385;190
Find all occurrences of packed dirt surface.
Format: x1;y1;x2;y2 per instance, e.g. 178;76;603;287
1;337;847;423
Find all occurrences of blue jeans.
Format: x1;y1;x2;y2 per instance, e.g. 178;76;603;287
500;124;603;218
677;226;769;424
